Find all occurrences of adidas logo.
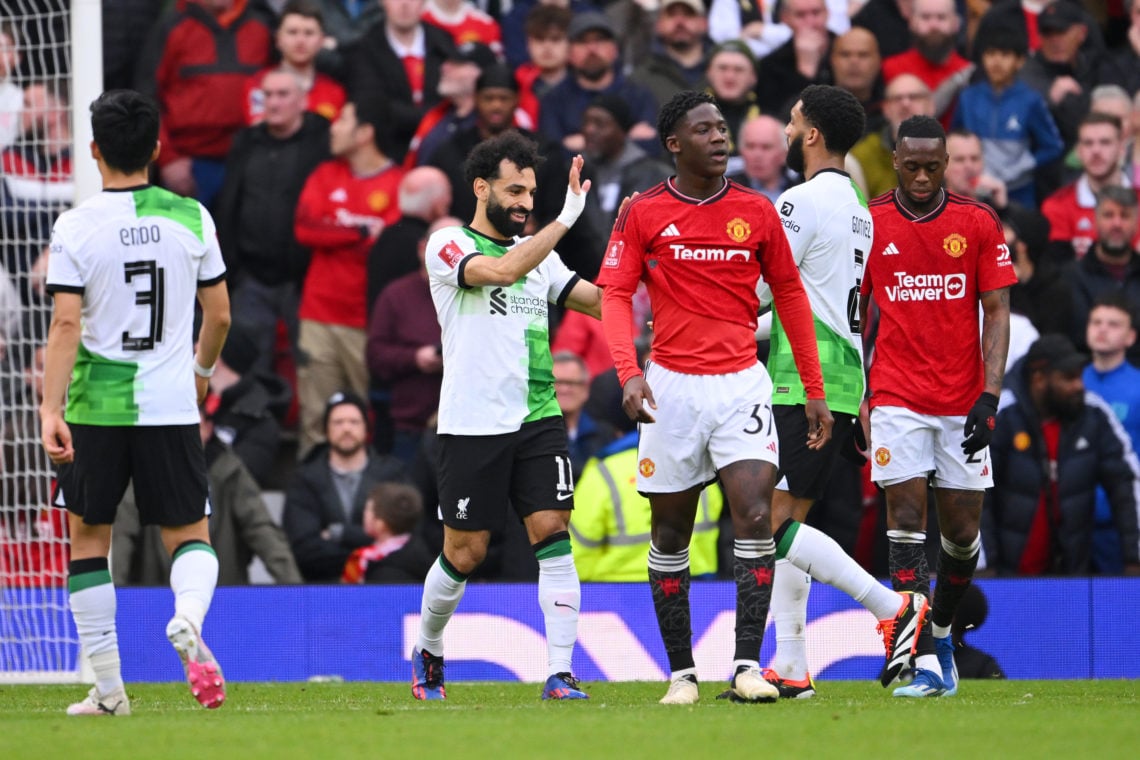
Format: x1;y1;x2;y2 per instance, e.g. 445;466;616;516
881;242;900;256
766;441;777;453
1075;437;1089;450
660;223;681;237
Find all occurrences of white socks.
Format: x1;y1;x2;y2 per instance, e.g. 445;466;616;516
170;542;219;633
69;562;122;696
417;555;467;655
770;558;811;680
784;522;900;620
536;538;581;676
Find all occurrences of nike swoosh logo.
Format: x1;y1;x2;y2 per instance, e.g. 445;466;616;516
426;607;443;615
555;492;573;501
553;601;578;611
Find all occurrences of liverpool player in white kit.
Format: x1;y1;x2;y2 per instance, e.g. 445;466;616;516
763;85;929;699
41;90;231;715
599;91;833;705
413;132;602;701
860;115;1016;698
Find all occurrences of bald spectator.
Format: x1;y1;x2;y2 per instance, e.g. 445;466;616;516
703;40;760;175
881;0;972;125
216;68;331;377
348;0;457;163
848;73;934;198
367;166;453;311
830;27;884;135
728;115;795;204
630;0;712;109
755;0;833;119
944;128;1009;211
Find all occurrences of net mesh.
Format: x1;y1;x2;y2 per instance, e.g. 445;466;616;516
0;0;78;682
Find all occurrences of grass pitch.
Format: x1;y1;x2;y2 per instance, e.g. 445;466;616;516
2;680;1138;760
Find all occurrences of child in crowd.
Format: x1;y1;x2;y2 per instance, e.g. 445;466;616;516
342;482;429;584
951;22;1063;208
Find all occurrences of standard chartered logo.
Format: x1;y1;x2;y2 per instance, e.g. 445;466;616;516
884;272;966;302
669;244;751;262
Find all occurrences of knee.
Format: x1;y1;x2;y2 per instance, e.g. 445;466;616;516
731;499;772;538
941;520;980;548
443;534;489;576
887;500;925;532
651;521;692;554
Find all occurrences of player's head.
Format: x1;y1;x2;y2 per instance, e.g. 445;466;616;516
364;482;423;539
893;115;947;207
323;390;370;457
786;84;865;173
90;89;160;175
657;90;728;177
465;130;543;237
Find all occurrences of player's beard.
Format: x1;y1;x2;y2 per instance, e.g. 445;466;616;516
786;134;805;175
486;193;528;237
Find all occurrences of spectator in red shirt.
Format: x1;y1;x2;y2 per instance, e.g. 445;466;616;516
422;0;502;54
135;0;274;207
1041;112;1132;262
243;0;346;126
881;0;972;126
514;4;571;129
294;99;406;457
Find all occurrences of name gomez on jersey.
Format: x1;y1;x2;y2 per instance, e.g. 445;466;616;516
861;191;1017;416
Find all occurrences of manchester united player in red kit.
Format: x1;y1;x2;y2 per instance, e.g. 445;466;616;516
860;115;1016;698
599;91;833;705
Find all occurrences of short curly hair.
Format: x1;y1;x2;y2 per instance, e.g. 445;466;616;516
657;90;718;153
463;130;544;187
798;84;866;156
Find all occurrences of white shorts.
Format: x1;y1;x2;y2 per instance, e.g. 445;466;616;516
869;405;993;490
636;362;779;493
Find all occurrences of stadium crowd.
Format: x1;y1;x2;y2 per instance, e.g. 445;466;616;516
2;0;1140;589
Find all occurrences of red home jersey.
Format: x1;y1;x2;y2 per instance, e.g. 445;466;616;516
861;190;1017;416
295;160;405;328
598;178;823;396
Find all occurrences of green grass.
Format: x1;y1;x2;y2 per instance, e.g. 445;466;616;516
2;681;1138;759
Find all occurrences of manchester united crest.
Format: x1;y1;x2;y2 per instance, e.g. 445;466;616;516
639;458;656;478
726;217;751;243
874;447;891;467
1013;432;1031;451
943;233;968;258
368;190;390;212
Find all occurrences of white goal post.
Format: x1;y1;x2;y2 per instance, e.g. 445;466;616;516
0;0;102;684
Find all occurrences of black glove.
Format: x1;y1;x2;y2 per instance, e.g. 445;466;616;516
962;392;999;455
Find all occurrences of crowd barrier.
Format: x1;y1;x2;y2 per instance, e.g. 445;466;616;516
12;579;1136;682
105;578;1139;682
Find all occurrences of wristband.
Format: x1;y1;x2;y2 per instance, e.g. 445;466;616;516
556;184;587;227
193;361;216;378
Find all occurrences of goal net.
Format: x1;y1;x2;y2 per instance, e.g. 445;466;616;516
0;0;94;683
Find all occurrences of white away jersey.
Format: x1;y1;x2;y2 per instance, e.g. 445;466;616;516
46;186;226;426
767;170;868;415
426;225;579;435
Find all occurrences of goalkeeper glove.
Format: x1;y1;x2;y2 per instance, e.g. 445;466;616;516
961;392;998;455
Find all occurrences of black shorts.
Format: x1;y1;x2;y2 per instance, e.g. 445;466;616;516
57;424;209;527
436;417;574;531
774;406;856;501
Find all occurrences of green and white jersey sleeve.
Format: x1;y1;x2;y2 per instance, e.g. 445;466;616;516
46;186;226;426
425;225;580;435
768;171;869;415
